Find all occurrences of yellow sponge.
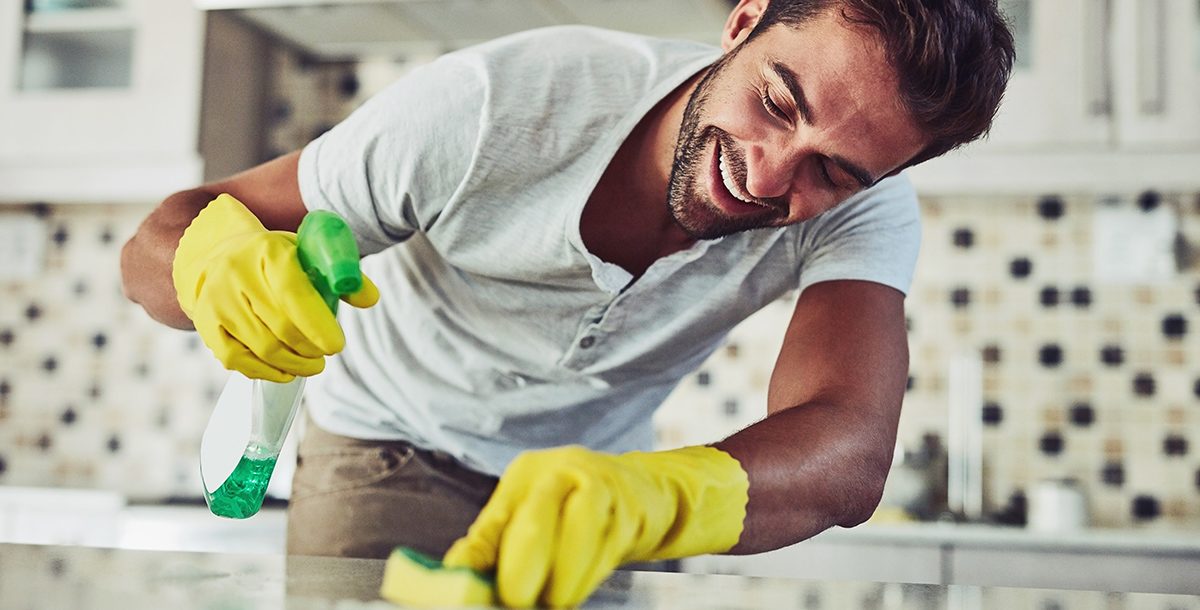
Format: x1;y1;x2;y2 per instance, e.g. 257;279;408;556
380;546;496;608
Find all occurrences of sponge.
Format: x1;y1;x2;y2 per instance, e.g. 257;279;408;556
380;546;496;608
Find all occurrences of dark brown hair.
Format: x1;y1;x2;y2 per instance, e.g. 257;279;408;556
747;0;1015;166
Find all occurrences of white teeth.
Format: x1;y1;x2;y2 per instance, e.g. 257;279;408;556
719;148;757;205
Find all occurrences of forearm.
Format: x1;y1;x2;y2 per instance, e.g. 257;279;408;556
714;400;898;555
120;188;220;329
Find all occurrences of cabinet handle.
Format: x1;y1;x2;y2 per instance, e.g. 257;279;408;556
1084;0;1113;116
1137;0;1167;115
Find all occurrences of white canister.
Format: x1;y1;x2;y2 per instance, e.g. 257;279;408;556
1028;478;1089;532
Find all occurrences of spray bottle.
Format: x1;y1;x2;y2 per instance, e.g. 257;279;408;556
200;210;362;519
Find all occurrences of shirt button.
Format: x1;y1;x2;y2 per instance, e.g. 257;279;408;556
579;336;596;349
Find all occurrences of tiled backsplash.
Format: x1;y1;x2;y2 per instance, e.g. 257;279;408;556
1;50;1198;529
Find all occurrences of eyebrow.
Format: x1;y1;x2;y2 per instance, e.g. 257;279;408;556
769;60;879;188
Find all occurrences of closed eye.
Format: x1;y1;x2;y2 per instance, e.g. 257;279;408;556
760;88;789;124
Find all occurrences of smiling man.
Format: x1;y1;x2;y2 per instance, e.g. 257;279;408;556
122;0;1013;607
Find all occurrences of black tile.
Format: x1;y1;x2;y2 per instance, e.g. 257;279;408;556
1194;378;1200;400
905;316;914;332
1070;286;1092;308
99;226;114;244
1137;190;1161;212
1100;345;1124;367
87;383;102;400
1101;462;1124;487
1039;431;1064;455
60;407;76;426
1039;344;1063;367
1162;314;1187;339
24;303;42;322
36;433;52;451
982;344;1002;364
982;402;1003;425
0;454;5;475
1069;402;1094;427
50;225;68;247
1132;495;1161;521
1010;257;1033;279
1164;435;1189;456
106;435;121;453
270;100;291;124
72;281;88;296
0;379;9;399
41;356;57;373
1039;286;1059;307
1037;195;1065;220
952;227;975;248
696;371;711;386
0;328;12;347
29;202;51;218
1133;373;1157;397
906;375;915;392
91;333;107;350
338;71;360;98
722;399;739;417
48;557;65;578
1196;468;1200;492
950;287;971;308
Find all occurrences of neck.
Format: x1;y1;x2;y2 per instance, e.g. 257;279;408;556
581;70;706;275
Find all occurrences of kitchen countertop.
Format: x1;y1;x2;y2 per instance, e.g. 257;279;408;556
2;543;1198;610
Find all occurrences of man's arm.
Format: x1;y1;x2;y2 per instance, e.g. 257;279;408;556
717;279;908;554
120;151;308;329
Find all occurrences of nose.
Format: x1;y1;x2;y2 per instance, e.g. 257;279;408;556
742;142;799;200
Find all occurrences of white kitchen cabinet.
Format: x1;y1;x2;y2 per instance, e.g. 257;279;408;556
0;0;206;202
1111;0;1200;148
907;0;1200;194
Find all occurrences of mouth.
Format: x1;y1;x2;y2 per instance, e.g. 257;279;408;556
709;138;771;215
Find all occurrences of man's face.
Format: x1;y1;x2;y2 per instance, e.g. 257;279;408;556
667;9;928;240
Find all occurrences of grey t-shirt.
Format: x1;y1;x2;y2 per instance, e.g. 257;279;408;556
298;26;921;476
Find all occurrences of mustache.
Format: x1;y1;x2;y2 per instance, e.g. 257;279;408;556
712;131;789;214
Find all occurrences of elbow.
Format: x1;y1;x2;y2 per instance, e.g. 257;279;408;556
835;448;893;528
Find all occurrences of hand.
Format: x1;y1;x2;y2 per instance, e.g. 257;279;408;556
443;445;749;608
172;194;379;382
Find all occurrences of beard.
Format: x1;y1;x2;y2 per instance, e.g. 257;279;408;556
666;52;789;240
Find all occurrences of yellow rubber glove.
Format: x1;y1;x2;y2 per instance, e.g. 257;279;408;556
172;194;379;382
443;445;749;609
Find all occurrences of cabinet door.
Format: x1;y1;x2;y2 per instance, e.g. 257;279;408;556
975;0;1113;150
0;0;203;163
1112;0;1200;147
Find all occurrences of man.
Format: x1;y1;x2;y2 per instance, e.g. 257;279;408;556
122;0;1013;607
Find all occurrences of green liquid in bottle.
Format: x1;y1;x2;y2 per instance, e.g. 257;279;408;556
205;454;277;519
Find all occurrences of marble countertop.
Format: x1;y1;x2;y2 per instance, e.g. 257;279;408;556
2;543;1198;610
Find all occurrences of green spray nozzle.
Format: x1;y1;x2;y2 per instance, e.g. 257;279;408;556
296;210;363;312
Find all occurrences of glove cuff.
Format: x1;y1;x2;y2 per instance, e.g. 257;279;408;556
623;445;749;561
172;194;269;315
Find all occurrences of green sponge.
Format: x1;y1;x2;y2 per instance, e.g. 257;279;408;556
380;546;496;608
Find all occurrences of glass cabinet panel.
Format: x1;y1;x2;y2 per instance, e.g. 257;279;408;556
999;0;1033;69
19;0;134;90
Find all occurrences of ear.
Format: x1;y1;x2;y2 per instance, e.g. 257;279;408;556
722;0;768;52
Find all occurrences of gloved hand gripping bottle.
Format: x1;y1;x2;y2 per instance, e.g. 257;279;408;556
201;210;363;519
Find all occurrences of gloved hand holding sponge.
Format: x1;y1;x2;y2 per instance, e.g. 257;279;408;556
405;444;750;609
172;193;379;382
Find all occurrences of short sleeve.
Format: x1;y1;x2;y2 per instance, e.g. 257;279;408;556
795;174;922;296
298;54;486;257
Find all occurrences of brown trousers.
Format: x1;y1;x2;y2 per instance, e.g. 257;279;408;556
286;417;499;559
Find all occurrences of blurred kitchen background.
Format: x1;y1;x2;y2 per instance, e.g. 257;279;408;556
2;0;1200;596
